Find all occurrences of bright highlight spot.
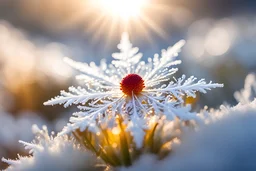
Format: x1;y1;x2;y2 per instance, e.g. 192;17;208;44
205;27;231;56
112;127;121;135
96;0;149;20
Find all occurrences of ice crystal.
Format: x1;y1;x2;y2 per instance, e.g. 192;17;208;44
44;33;223;146
2;125;106;171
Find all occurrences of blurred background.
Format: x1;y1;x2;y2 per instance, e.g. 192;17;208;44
0;0;255;169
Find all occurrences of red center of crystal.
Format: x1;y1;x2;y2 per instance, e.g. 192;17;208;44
120;74;145;96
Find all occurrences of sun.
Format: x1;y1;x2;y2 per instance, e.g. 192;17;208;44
96;0;149;20
87;0;167;43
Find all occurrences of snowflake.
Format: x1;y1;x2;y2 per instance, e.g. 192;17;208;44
44;33;223;142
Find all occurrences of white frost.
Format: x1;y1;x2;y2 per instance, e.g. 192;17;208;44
234;73;256;104
2;125;104;171
121;99;256;171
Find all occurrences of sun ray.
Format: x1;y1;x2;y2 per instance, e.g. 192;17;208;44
105;18;120;47
85;0;171;44
92;17;112;43
140;14;167;39
87;13;107;33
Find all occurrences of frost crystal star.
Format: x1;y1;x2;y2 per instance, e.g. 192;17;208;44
44;33;223;142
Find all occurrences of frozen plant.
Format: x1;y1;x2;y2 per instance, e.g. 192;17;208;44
44;33;223;147
73;115;197;167
2;125;107;171
199;73;256;124
234;73;256;104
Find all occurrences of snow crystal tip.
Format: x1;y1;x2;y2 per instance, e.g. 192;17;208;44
178;39;186;45
58;127;71;136
43;99;56;106
122;32;129;38
18;140;26;144
43;101;49;106
32;124;40;134
57;131;67;137
2;157;8;163
63;57;72;63
215;83;224;88
63;57;77;67
1;157;20;166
